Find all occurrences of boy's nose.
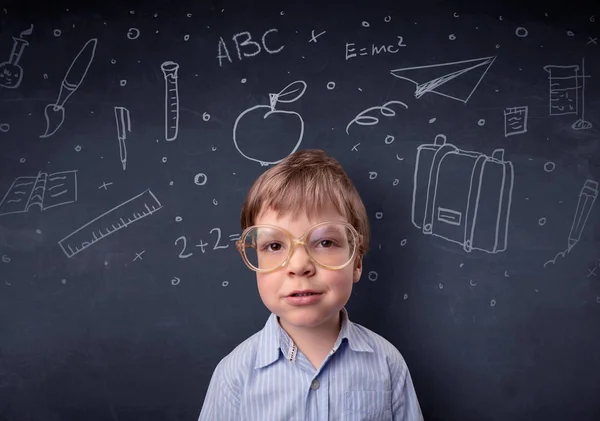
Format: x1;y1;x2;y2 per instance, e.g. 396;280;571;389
286;244;316;276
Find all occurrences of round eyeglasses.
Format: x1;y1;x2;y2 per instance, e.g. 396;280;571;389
236;221;360;273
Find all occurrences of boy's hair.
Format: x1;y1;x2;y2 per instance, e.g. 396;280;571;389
240;149;370;258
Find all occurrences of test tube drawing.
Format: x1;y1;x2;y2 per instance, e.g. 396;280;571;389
543;58;592;130
114;106;131;171
161;61;180;141
567;179;598;252
0;25;33;89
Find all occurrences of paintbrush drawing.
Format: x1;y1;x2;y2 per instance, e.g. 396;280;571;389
40;38;98;138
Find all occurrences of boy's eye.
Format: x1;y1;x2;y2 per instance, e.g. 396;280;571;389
260;242;284;252
318;239;334;248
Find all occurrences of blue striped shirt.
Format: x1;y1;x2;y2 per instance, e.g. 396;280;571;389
198;308;423;420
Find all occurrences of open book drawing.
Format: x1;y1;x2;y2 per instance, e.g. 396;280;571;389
0;170;78;216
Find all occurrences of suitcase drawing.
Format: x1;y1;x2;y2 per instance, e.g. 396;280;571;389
412;134;514;253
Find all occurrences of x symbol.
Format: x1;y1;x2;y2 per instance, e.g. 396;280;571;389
587;266;598;277
588;37;598;45
133;250;146;261
309;30;326;43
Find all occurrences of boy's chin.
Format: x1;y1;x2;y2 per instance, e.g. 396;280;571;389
277;309;341;330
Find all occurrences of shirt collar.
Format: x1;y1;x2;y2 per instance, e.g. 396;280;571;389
254;307;373;369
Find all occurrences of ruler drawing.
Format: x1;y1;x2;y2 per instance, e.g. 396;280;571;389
58;189;162;258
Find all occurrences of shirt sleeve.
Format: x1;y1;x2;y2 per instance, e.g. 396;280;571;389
198;359;240;421
391;355;424;421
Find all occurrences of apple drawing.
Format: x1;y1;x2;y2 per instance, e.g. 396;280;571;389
233;80;307;166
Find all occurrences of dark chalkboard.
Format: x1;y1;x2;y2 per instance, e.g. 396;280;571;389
1;0;599;420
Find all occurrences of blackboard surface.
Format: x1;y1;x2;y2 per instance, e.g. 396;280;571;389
1;0;599;420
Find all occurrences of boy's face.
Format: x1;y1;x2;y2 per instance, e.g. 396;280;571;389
253;205;363;331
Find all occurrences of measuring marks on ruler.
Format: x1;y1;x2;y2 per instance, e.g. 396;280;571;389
58;189;162;258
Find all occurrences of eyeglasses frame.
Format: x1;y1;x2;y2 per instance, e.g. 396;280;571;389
236;221;362;273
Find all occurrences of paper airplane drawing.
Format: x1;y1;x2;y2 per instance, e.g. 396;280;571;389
390;56;496;103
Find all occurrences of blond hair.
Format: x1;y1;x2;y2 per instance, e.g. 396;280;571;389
240;149;370;258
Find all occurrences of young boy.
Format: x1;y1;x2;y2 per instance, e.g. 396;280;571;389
198;149;423;420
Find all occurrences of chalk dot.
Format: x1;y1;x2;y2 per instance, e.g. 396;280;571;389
111;59;116;64
187;13;192;17
53;29;62;37
591;16;595;22
384;135;395;144
127;28;140;40
171;277;180;286
213;199;218;206
429;117;436;123
515;27;528;37
369;172;377;179
393;179;399;186
439;283;444;289
567;30;575;36
43;73;48;79
36;229;41;234
496;44;500;48
280;11;285;15
327;81;336;90
169;181;174;186
241;78;247;83
358;88;362;91
362;21;370;27
129;10;135;14
162;157;167;163
477;119;485;126
74;145;82;152
490;298;496;307
0;123;9;132
104;261;108;266
460;263;464;267
61;279;67;284
449;34;456;40
538;217;547;226
211;146;217;151
400;239;407;246
222;281;229;287
202;112;210;121
175;216;183;222
499;16;503;20
544;161;556;172
19;157;26;163
384;16;392;22
375;212;383;220
368;271;378;281
120;80;127;87
597;296;600;303
184;34;190;41
470;280;477;286
403;293;408;300
194;173;207;186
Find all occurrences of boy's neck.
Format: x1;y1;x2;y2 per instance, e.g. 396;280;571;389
278;311;343;367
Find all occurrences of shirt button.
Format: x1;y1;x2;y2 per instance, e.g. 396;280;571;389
311;379;320;390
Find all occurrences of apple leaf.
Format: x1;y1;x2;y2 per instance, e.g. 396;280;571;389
274;80;307;104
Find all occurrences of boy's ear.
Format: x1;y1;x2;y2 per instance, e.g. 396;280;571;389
353;256;363;283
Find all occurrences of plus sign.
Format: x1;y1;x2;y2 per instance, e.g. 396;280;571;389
99;181;113;190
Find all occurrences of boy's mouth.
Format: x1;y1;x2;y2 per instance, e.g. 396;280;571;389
288;290;321;297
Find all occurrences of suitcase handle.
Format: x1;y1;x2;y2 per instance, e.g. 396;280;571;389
434;134;447;146
492;149;505;161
